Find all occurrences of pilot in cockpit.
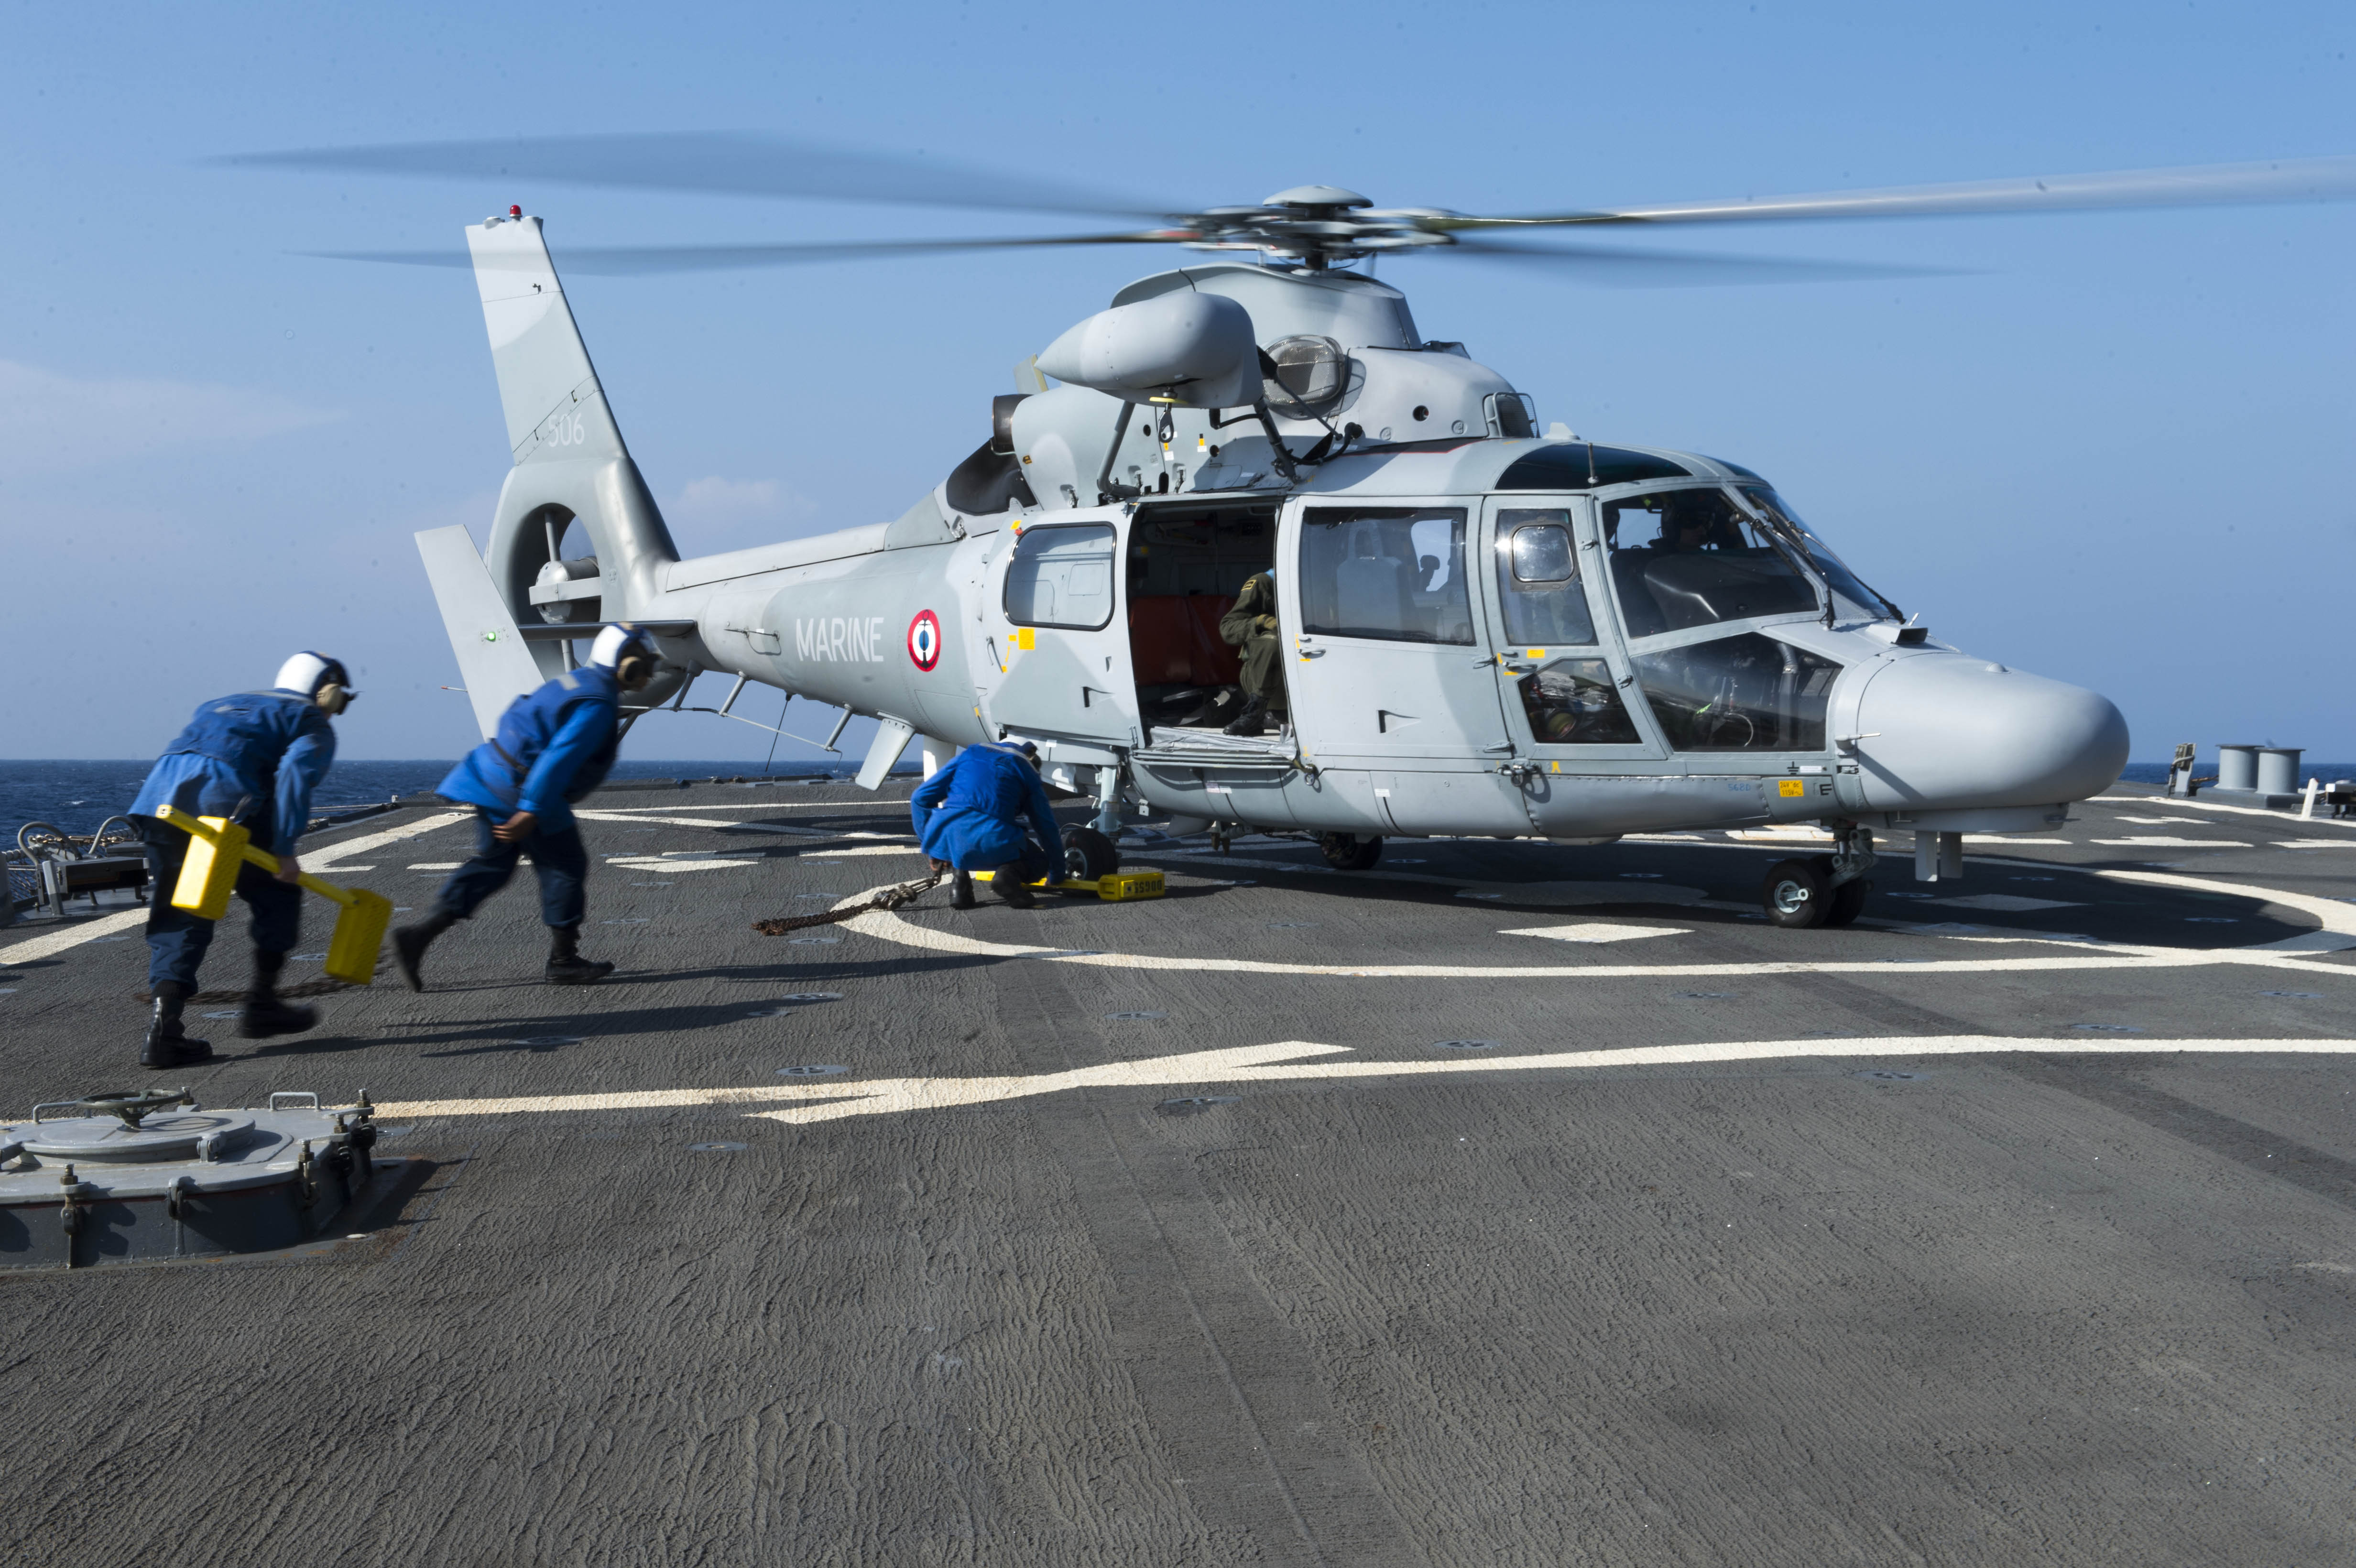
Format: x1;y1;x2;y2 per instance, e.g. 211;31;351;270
1649;498;1735;554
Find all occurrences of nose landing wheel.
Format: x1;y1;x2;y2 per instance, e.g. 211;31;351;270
1763;855;1869;929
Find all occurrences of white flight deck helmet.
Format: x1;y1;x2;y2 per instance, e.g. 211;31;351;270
589;623;658;687
274;652;355;715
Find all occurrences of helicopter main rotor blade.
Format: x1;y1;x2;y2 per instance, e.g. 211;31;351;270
307;230;1194;275
1441;153;2356;230
220;132;1176;220
1437;238;1963;287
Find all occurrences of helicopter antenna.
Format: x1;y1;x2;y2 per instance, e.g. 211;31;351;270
1584;436;1597;487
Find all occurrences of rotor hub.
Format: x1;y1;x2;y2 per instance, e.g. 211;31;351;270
1171;189;1466;268
1262;185;1372;211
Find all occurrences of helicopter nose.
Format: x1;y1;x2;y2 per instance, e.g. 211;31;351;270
1847;653;2129;811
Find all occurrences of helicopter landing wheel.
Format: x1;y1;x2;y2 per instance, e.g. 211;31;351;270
1319;833;1384;871
1762;858;1830;929
1799;852;1870;927
1823;871;1871;928
1062;825;1121;881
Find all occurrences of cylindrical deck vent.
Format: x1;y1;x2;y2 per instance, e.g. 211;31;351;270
2257;747;2303;796
2216;745;2259;792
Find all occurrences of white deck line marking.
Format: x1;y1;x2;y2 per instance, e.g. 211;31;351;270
578;810;915;846
1159;838;2079;870
2091;794;2356;829
578;801;883;817
581;814;816;831
604;856;762;872
0;809;470;964
2093;837;2252;848
2100;866;2356;938
1129;850;1709;906
1500;924;1688;944
0;908;149;963
306;810;472;870
844;863;2356;981
2276;840;2356;849
372;1036;2356;1125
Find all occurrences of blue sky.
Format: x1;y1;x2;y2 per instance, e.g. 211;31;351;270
6;1;2352;765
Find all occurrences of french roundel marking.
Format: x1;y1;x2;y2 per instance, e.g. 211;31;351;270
907;610;942;672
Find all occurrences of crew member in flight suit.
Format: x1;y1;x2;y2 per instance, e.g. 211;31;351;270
910;739;1066;910
392;624;656;990
1218;567;1287;737
127;652;354;1069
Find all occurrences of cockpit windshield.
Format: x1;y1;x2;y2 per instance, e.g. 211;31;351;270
1734;486;1899;622
1601;487;1818;638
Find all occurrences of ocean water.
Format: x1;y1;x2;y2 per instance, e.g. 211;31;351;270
11;757;2345;851
0;759;868;847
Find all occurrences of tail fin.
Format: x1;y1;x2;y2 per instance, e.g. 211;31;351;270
465;214;679;639
415;525;547;740
469;215;627;465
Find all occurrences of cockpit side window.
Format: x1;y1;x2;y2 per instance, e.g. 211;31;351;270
1493;508;1595;647
1601;487;1818;638
1299;507;1475;645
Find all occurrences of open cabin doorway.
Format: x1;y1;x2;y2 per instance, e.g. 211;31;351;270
1121;499;1280;738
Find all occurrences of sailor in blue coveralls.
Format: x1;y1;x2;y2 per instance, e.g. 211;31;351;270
392;624;656;990
127;652;355;1069
909;739;1066;909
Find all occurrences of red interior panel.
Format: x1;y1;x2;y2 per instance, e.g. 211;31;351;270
1127;594;1240;687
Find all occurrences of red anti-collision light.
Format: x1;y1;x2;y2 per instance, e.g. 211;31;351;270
509;205;522;219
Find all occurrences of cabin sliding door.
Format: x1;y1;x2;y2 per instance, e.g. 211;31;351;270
1281;498;1527;836
986;511;1142;747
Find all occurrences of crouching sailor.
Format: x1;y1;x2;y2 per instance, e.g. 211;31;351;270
393;624;655;990
128;652;353;1068
910;738;1066;910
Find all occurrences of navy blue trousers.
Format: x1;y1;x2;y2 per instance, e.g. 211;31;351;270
432;808;589;929
139;818;302;991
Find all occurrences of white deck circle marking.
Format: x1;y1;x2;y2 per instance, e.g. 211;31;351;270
836;865;2356;981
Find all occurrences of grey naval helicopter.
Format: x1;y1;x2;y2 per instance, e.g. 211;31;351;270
249;137;2356;927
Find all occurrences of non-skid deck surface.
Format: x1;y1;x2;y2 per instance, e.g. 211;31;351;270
3;781;2354;1565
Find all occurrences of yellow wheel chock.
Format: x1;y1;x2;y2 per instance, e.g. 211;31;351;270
154;805;393;986
973;868;1166;902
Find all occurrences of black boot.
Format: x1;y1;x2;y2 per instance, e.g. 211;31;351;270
142;981;214;1069
545;924;615;985
1223;695;1267;737
392;907;458;992
949;870;977;910
990;863;1039;909
239;949;319;1039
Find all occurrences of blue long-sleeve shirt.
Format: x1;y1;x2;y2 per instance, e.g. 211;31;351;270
436;666;623;832
909;743;1064;878
129;689;338;855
